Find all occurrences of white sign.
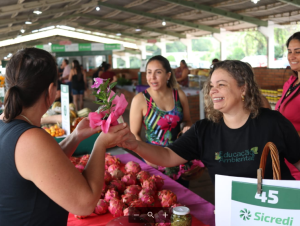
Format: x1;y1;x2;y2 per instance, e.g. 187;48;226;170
60;84;70;136
215;175;300;226
0;87;5;97
140;59;147;72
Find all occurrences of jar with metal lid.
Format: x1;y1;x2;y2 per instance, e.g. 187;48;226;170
170;206;192;226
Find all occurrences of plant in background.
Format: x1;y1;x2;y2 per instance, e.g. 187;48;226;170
88;78;128;133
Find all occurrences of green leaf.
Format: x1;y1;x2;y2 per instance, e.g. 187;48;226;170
96;102;106;106
251;147;258;154
107;89;112;99
98;92;106;100
109;82;117;89
109;93;117;103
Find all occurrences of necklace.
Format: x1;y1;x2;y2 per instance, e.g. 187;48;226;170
285;80;300;97
20;114;33;125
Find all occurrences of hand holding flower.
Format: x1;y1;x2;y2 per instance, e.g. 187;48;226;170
89;78;128;133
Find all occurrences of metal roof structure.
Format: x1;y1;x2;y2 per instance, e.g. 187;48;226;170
0;0;300;58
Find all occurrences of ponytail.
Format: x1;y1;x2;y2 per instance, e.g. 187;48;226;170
3;48;58;124
3;86;23;122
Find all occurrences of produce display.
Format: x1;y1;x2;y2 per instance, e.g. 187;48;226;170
43;124;65;137
41;101;92;136
71;154;182;224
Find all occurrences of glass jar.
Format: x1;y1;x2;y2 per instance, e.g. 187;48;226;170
170;206;192;226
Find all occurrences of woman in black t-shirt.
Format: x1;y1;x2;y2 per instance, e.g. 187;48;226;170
119;60;300;184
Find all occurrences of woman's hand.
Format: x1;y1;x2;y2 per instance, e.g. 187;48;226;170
117;131;139;151
96;123;129;149
73;117;102;142
182;126;191;134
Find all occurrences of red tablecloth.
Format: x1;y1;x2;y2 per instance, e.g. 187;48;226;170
67;153;215;226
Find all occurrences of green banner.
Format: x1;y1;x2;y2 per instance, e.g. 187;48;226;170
232;181;300;210
79;43;91;51
36;43;123;52
36;45;44;49
51;44;65;52
104;44;121;50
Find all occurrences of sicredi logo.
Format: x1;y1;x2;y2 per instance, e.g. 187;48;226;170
240;208;251;221
254;213;293;225
239;209;294;225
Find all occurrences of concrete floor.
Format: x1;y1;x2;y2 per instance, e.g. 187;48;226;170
82;94;215;205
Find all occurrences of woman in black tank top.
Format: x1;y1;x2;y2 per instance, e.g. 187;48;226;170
68;60;87;111
0;48;128;226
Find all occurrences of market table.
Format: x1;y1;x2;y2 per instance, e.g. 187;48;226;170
67;153;215;226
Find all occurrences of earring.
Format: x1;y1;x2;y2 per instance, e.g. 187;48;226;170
241;95;245;102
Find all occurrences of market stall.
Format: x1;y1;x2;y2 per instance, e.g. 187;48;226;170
67;153;215;226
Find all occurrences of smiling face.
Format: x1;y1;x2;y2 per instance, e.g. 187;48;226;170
209;68;245;114
146;60;171;91
288;39;300;72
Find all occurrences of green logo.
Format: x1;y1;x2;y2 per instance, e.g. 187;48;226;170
240;208;251;221
215;147;258;163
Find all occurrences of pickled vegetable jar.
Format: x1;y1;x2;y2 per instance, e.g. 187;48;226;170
171;206;192;226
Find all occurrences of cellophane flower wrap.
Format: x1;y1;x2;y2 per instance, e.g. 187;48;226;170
88;78;128;133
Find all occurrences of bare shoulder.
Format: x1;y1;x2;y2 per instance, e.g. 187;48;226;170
15;127;67;179
178;88;187;99
131;92;147;112
132;92;146;103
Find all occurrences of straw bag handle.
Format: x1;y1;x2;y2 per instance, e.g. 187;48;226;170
259;142;281;180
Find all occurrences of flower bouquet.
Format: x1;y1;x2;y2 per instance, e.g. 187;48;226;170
158;160;205;181
88;78;128;133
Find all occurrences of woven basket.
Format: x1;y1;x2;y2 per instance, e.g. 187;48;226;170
259;142;281;180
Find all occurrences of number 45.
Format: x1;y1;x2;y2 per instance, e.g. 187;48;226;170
255;190;278;204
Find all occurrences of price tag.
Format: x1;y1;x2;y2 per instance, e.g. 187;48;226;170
215;175;300;226
231;181;300;225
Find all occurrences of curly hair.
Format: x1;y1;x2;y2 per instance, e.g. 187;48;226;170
203;60;262;123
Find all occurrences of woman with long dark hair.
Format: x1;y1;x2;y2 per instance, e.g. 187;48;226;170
275;32;300;179
130;55;193;187
0;48;129;226
69;60;86;111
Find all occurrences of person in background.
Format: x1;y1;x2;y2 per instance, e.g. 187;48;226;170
175;60;189;87
69;60;87;111
0;48;129;226
130;55;193;187
99;63;117;91
93;62;107;84
60;59;71;84
275;32;300;180
121;60;300;186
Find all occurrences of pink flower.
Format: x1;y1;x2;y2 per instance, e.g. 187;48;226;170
88;91;128;133
190;160;205;170
91;78;104;89
178;165;186;175
157;166;166;172
157;114;180;131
